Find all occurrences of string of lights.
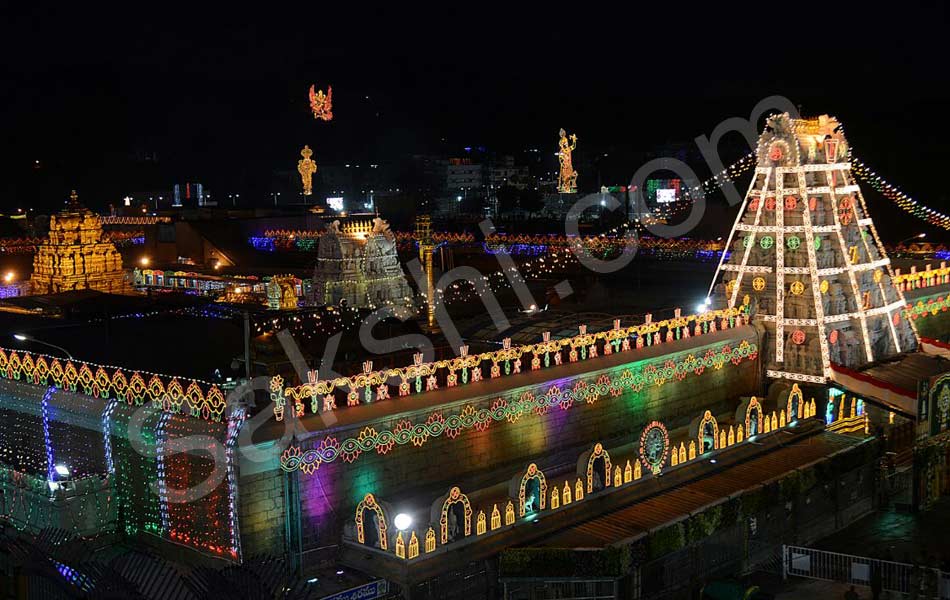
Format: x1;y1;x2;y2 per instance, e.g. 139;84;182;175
851;155;950;230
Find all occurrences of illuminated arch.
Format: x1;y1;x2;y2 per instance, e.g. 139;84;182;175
518;463;547;516
697;410;719;452
745;396;764;437
786;383;803;421
586;443;612;493
439;486;472;544
355;493;388;550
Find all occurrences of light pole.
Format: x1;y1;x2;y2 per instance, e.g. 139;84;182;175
13;334;74;360
897;233;927;245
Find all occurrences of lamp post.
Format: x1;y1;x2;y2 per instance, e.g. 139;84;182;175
13;334;74;360
897;233;927;245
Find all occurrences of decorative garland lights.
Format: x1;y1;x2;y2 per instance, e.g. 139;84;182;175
851;156;950;231
339;392;811;562
0;348;227;421
279;338;758;471
273;306;751;421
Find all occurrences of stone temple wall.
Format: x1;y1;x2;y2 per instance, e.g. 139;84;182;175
238;328;761;557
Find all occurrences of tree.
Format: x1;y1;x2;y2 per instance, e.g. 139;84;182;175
519;187;544;215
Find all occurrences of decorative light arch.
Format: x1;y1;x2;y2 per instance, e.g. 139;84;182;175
586;443;612;493
697;410;719;452
786;383;804;421
518;463;547;516
439;486;472;544
355;493;388;550
746;396;764;437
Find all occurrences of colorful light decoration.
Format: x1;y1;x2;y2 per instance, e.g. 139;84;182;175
355;493;388;550
710;113;918;384
518;463;547;516
297;145;318;196
852;155;950;230
279;340;758;472
351;400;794;558
585;443;612;493
557;128;578;193
639;421;670;475
0;347;227;421
278;308;751;417
308;84;333;121
439;486;472;544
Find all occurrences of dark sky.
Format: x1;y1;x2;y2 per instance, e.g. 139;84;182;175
1;3;948;239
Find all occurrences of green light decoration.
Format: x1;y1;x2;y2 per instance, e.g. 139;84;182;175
814;237;822;250
743;235;755;249
280;341;758;473
786;236;801;250
759;236;774;250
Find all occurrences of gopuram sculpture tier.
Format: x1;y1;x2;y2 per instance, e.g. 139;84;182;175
30;191;128;295
710;114;917;383
311;217;413;309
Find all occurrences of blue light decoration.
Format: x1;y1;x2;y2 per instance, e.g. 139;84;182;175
155;412;172;533
41;386;56;483
101;398;119;475
249;236;277;252
225;407;246;561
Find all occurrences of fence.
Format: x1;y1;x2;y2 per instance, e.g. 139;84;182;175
783;545;950;598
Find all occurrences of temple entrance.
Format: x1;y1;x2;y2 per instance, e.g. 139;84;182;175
362;507;380;547
438;486;472;544
702;420;716;453
524;478;541;514
749;406;760;436
591;456;606;491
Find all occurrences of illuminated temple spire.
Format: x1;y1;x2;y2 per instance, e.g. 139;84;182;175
710;113;918;383
30;190;129;295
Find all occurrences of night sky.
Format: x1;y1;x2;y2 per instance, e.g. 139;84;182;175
1;3;947;240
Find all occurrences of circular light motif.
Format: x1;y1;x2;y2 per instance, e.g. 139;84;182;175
787;236;801;250
639;421;670;476
784;196;797;210
791;330;806;345
749;198;760;211
765;198;776;211
743;235;755;248
726;279;736;293
790;281;805;295
760;236;774;249
820;279;830;294
840;212;853;225
768;143;784;161
752;277;766;292
829;329;839;344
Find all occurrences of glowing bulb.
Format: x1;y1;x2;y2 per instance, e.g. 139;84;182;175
394;513;412;531
54;464;70;477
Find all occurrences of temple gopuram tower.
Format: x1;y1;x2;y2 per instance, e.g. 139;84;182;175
710;114;917;383
30;191;128;295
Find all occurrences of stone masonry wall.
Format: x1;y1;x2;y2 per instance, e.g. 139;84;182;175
239;328;761;558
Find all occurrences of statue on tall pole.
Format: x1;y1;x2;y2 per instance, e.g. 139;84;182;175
557;128;578;193
297;145;318;196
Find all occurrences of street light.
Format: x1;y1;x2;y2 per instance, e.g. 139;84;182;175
12;334;74;359
897;233;927;245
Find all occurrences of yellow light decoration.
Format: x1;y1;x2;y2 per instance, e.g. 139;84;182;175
31;191;128;295
308;84;333;121
557;128;578;193
297;145;318;196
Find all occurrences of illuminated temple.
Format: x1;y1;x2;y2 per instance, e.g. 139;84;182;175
30;191;128;295
4;118;950;599
310;217;413;308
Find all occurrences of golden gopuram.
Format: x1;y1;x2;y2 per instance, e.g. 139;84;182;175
30;191;129;295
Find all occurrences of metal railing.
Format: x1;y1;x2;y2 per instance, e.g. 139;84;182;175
784;545;950;598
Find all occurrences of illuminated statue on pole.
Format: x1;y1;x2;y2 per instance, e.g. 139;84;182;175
298;145;318;196
309;85;333;121
557;128;578;193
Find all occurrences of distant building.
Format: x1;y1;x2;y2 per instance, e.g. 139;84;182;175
445;158;484;192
